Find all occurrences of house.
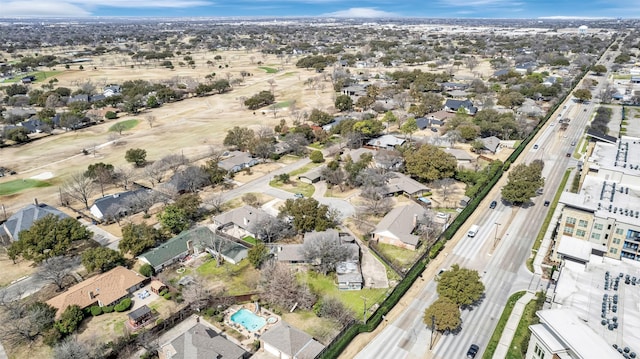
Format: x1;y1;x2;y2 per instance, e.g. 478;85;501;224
273;141;292;156
632;76;640;84
384;172;430;197
67;94;89;104
1;201;70;243
298;166;324;184
341;85;367;97
260;321;325;359
322;116;349;132
441;82;468;91
213;205;273;240
515;61;537;74
205;235;249;265
128;305;153;328
493;68;510;77
160;322;247;359
103;85;121;97
21;75;36;84
274;244;306;264
415;117;430;130
90;189;157;222
138;227;211;272
443;148;475;166
366;134;406;150
46;266;146;317
372;203;428;250
341;147;375;163
443;99;477;115
374;150;404;170
19;118;47;133
218;151;259;173
479;136;501;153
336;261;363;291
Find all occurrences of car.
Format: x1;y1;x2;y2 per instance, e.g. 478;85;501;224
294;193;304;198
571;141;576;146
544;200;550;207
533;144;539;149
489;200;497;209
566;153;571;157
467;344;479;358
431;127;438;132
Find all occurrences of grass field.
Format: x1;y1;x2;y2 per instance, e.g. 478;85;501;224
375;242;420;269
108;119;139;132
196;258;259;295
269;179;315;197
0;179;51;196
258;66;278;74
482;291;526;359
1;70;63;83
506;292;544;359
299;271;388;320
274;99;293;108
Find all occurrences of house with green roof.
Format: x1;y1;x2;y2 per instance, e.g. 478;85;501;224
138;226;248;272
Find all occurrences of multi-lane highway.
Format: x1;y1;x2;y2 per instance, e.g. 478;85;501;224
354;53;613;359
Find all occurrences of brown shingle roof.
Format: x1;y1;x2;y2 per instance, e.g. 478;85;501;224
46;266;144;316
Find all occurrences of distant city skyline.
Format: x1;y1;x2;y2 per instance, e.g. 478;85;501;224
0;0;637;19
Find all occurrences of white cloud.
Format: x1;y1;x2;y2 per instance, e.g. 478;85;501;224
322;7;398;18
0;0;212;17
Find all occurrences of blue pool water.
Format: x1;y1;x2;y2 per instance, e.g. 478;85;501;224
230;309;266;332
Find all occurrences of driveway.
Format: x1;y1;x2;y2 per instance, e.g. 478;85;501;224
130;284;160;311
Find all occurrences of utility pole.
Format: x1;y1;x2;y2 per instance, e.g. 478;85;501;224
494;222;501;248
429;315;436;350
361;296;368;324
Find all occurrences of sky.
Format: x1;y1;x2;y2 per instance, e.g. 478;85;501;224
0;0;638;19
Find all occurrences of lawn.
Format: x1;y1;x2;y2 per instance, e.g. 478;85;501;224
374;242;420;269
288;162;320;177
196;258;259;295
506;292;544;359
109;119;139;132
527;168;572;272
0;178;51;196
274;100;293;108
269;178;315;197
258;66;278;74
1;70;63;83
298;271;388;321
242;236;258;245
482;291;526;359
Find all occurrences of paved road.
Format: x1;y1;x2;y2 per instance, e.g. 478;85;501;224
354;55;610;358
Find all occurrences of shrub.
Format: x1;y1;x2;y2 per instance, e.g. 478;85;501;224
429;241;444;259
105;111;117;120
114;298;132;312
139;264;155;277
159;289;168;296
203;308;215;317
163;292;172;300
310;150;324;163
90;306;103;316
102;305;114;313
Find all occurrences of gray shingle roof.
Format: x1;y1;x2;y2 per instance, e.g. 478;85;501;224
213;205;272;231
91;189;152;219
138;227;212;269
2;203;70;241
373;203;427;247
385;172;429;196
164;323;246;359
260;321;324;358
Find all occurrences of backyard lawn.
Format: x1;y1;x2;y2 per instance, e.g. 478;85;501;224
196;258;259;295
0;178;51;196
374;242;420;269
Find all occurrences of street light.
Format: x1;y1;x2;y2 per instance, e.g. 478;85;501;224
429;315;436;350
361;296;368;324
494;222;501;248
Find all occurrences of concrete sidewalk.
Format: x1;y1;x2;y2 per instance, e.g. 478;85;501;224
492;291;536;359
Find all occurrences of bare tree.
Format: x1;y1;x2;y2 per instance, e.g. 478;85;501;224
62;172;96;209
260;260;315;310
203;192;225;215
181;276;212;311
301;234;355;275
158;154;189;175
0;300;56;346
360;186;393;216
465;56;479;71
250;216;293;243
144;161;166;187
434;178;456;208
125;190;160;216
53;335;96;359
36;256;77;291
145;115;156;128
115;166;136;190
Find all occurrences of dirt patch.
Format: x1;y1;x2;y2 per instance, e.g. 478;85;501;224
0;255;38;288
233;162;286;183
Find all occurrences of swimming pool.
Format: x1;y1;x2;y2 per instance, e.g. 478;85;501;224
230;308;266;332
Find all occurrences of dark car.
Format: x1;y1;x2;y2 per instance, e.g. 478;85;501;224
467;344;479;358
544;200;550;207
566;153;571;157
489;201;497;209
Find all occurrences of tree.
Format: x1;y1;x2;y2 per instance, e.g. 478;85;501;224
85;162;115;197
250;216;293;243
335;94;353;112
315;296;354;326
310;150;324;163
36;256;77;291
501;161;545;205
401;117;418;141
573;88;592;102
174;193;202;221
308;108;333;126
145;114;156;128
53;335;95;359
423;297;461;333
223;126;255;151
405;144;457;182
81;247;125;273
10;215;91;264
302;233;354;275
139;263;155;277
244;90;275;110
158;205;191;234
212;79;231;94
146;95;159;108
111;122;127;135
55;305;84;336
591;64;607;75
125;148;147;167
470;139;486;153
437;264;485;307
248;241;269;268
360;185;393;216
201;160;227;186
0;301;57;346
62;172;95;209
260;260;315;310
6;127;30;143
119;222;163;256
278;197;335;233
382;111;397;133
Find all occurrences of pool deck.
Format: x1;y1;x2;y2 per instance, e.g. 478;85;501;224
225;304;281;342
